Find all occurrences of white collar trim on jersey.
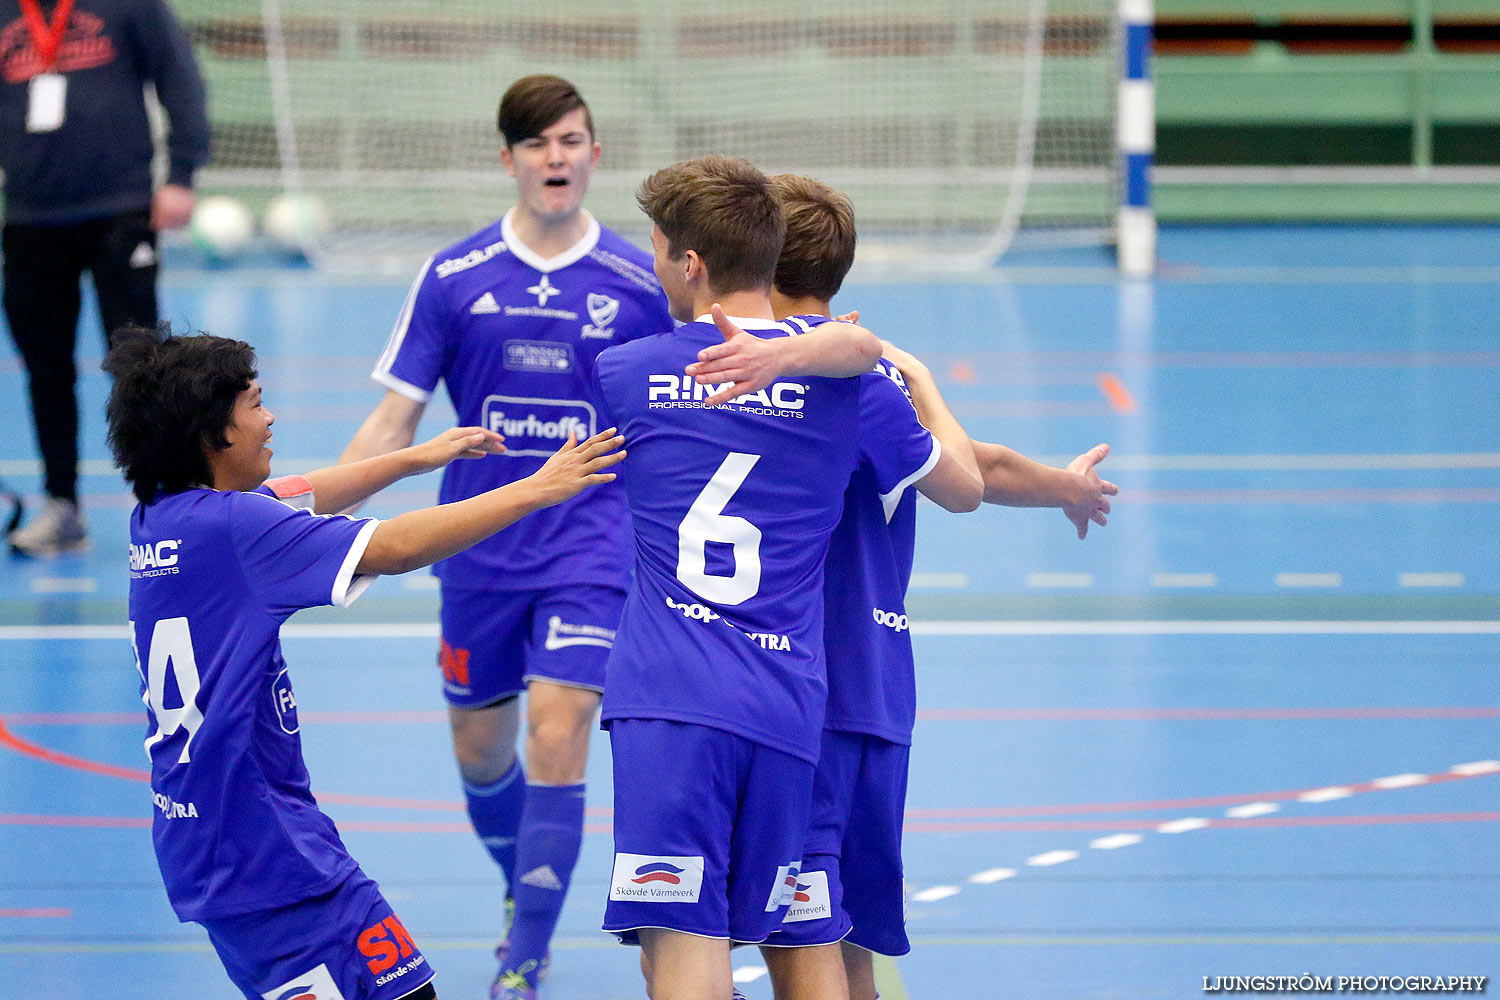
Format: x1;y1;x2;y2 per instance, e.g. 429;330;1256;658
501;208;601;273
693;313;783;330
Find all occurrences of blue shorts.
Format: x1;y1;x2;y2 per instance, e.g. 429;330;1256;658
201;868;434;1000
768;729;911;956
438;584;625;707
603;718;814;945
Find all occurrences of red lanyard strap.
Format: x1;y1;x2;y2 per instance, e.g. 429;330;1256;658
20;0;75;72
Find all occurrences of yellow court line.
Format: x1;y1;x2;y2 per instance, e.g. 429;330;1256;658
873;954;910;1000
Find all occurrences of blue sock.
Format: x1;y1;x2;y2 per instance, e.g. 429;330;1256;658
463;760;525;892
503;781;586;983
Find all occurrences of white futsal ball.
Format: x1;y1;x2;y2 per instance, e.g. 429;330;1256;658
188;196;254;261
263;193;330;254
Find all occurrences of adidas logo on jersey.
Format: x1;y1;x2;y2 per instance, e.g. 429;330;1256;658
520;865;565;891
470;292;500;314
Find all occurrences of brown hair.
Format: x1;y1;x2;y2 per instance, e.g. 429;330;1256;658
768;174;856;303
497;75;594;147
637;155;785;295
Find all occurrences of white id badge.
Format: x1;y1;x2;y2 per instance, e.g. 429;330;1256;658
26;73;66;133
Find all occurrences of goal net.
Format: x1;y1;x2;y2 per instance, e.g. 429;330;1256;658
185;0;1121;270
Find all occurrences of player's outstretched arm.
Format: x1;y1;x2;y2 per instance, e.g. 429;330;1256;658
689;304;881;407
973;442;1117;539
354;428;625;576
879;340;984;513
301;426;505;515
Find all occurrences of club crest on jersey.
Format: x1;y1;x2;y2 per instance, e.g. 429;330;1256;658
481;395;596;457
261;962;346;1000
783;870;833;923
610;853;705;902
272;667;299;735
581;293;619;339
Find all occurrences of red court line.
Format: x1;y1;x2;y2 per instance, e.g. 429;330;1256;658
1096;373;1138;413
0;718;150;781
916;707;1500;721
0;908;70;918
0;813;149;829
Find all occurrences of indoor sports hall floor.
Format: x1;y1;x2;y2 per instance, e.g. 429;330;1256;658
1;225;1496;999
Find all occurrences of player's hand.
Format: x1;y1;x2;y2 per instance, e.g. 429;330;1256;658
878;339;930;380
686;303;786;407
834;310;860;324
152;184;195;231
411;426;505;472
529;427;626;505
1061;443;1117;539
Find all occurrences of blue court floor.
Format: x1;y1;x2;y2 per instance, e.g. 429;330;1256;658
1;225;1496;999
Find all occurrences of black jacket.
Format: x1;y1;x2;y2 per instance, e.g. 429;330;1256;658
0;0;209;224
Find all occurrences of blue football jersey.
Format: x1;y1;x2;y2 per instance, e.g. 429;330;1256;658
128;484;379;921
593;317;931;764
820;357;939;745
372;210;673;592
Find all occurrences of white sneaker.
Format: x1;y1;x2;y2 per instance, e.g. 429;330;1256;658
9;497;87;557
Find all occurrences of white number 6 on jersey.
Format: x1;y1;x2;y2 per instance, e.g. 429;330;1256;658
131;617;205;764
677;452;763;606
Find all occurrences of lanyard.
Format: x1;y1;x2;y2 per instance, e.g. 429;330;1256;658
20;0;75;72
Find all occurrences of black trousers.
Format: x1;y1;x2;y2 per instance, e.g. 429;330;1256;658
3;211;158;502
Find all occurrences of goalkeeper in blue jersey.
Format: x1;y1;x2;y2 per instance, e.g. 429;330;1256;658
733;175;1117;1000
593;156;983;1000
105;325;624;1000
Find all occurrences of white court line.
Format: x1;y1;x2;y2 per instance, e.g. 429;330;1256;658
1225;802;1280;819
909;573;970;588
1090;834;1143;850
1299;787;1354;803
29;578;98;594
8;620;1500;641
1452;761;1500;776
1025;573;1094;589
1371;773;1428;789
1275;573;1343;588
1026;850;1080;867
1156;818;1210;834
1151;573;1218;588
1400;573;1465;588
8;453;1497;479
911;886;961;902
731;966;768;984
968;868;1018;884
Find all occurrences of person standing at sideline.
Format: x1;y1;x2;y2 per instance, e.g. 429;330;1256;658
2;0;209;555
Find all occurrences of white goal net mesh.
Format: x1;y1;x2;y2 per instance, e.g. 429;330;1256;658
183;0;1119;269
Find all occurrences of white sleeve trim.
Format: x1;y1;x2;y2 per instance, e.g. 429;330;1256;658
879;437;941;523
331;518;381;607
371;369;433;403
374;255;434;379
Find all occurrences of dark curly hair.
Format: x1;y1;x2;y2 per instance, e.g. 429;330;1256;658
102;325;258;504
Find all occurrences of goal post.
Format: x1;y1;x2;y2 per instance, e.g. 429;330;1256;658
183;0;1150;271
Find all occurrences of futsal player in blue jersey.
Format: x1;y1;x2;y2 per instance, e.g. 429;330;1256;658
335;75;671;997
104;325;626;1000
732;175;1116;1000
592;156;983;1000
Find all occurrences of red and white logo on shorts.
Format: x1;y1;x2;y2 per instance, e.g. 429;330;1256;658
764;860;803;912
782;870;833;923
261;962;346;1000
610;853;704;902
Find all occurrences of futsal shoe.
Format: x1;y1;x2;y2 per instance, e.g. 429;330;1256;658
490;967;538;1000
492;897;551;982
9;497;87;557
